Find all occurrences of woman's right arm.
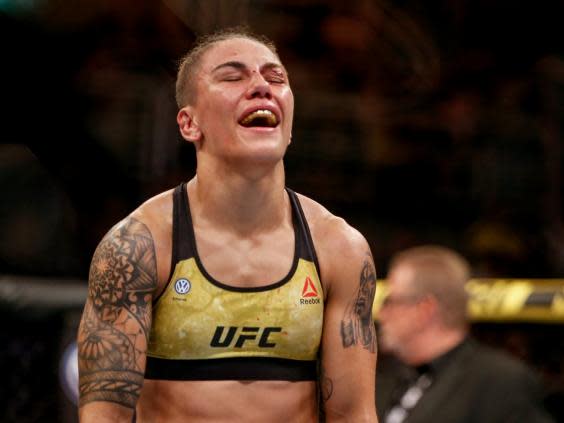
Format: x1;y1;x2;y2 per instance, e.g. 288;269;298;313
77;216;158;422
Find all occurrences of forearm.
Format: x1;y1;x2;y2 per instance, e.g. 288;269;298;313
323;387;378;423
78;323;145;422
79;366;144;409
79;402;135;423
321;356;378;423
325;412;378;423
77;301;147;411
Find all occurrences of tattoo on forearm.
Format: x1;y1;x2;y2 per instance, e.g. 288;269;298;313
78;217;157;408
79;369;144;408
340;252;377;353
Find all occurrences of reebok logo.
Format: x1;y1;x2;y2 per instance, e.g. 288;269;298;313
301;277;318;297
300;276;320;304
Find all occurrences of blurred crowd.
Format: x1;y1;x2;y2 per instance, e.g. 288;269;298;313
2;0;563;280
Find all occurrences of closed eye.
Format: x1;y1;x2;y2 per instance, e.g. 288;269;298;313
264;70;286;84
267;76;285;84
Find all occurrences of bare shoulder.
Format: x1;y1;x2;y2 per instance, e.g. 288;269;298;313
135;188;175;283
131;188;175;230
295;192;369;254
294;193;373;286
101;188;175;287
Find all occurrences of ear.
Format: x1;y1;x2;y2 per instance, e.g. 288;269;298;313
420;295;439;322
177;107;202;143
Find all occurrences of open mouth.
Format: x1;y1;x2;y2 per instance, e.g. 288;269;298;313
239;109;279;128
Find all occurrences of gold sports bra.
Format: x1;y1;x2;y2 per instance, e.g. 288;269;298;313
145;183;324;381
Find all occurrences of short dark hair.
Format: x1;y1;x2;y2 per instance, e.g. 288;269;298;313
389;245;471;328
175;26;279;108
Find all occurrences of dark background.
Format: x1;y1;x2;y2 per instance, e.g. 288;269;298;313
1;0;563;421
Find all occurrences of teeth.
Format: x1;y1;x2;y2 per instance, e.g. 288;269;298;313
240;109;278;126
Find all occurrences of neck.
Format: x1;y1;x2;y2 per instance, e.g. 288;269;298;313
402;326;467;366
189;160;287;234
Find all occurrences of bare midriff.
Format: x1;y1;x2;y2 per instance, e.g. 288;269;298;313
137;379;318;423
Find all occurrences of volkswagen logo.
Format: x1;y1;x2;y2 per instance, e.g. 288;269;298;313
174;278;191;294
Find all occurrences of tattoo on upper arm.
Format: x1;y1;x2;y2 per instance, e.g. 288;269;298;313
340;252;377;353
78;217;158;409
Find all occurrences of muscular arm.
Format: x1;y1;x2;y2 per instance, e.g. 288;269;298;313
340;255;377;353
319;228;378;422
77;217;158;422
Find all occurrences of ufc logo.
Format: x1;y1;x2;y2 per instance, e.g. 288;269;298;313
210;326;282;348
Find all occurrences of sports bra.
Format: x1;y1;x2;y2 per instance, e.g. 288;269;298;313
144;183;324;381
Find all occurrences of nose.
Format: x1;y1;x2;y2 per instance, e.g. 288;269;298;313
246;72;272;99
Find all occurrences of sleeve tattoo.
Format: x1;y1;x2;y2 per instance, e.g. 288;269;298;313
340;252;377;353
78;217;157;409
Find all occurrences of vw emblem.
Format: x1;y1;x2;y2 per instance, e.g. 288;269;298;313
175;278;191;294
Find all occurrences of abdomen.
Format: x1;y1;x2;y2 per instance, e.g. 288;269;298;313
137;379;318;423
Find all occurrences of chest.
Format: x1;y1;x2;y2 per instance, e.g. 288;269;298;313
193;223;295;287
148;257;324;361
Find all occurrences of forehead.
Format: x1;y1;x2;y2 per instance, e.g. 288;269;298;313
388;264;416;293
200;37;282;71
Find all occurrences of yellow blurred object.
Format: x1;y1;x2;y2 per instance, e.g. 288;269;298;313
373;279;564;323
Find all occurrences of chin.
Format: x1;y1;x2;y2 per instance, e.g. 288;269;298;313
244;150;286;167
239;141;288;162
